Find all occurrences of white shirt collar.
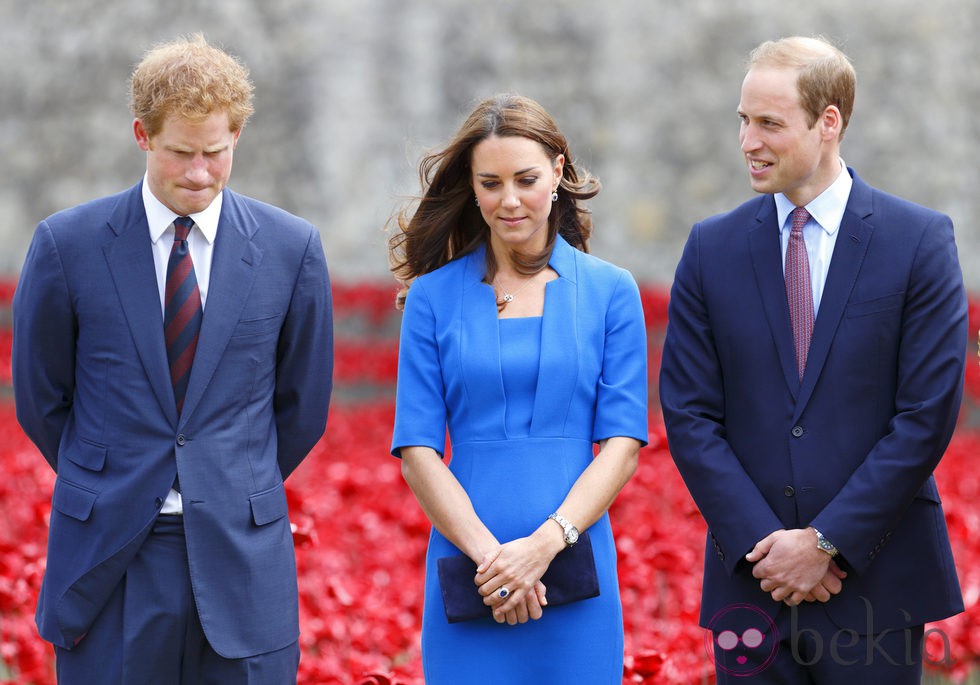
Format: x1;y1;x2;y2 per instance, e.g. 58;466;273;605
142;174;222;245
774;159;853;235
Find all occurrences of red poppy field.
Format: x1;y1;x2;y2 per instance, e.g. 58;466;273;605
1;280;978;684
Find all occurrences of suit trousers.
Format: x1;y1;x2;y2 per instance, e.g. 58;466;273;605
711;600;923;684
54;514;300;684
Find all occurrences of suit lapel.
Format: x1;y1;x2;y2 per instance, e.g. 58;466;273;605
102;184;178;425
530;238;578;434
179;191;262;423
794;176;874;418
458;245;508;434
748;201;800;399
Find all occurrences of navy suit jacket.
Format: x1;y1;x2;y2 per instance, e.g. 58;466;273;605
659;170;966;632
12;182;333;657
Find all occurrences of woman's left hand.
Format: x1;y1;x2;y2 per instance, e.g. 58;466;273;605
473;437;642;624
475;533;562;624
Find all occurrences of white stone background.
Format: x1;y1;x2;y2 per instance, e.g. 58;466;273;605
1;0;978;289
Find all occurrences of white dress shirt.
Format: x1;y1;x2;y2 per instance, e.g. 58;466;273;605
774;159;853;316
142;176;222;513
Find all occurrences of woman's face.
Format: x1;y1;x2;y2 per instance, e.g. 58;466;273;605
470;135;563;258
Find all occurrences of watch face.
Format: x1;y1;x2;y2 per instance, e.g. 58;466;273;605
566;527;579;545
816;536;837;556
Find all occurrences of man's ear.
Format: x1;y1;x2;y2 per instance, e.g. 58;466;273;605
134;119;151;151
820;106;843;142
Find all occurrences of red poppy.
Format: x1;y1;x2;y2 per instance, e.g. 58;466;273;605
0;281;977;684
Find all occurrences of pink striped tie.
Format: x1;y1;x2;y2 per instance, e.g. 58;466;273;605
786;207;813;381
164;216;202;415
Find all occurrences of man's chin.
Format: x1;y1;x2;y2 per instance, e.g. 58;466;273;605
172;191;218;215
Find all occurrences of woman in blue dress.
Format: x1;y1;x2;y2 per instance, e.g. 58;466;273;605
388;94;648;684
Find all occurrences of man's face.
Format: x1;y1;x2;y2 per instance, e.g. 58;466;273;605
134;109;240;216
737;67;833;207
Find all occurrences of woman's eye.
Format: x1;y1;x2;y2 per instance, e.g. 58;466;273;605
519;176;538;186
481;181;499;189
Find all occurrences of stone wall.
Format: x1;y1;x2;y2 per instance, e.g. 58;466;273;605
2;0;978;287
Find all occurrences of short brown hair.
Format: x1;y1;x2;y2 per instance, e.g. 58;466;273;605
748;36;855;137
129;34;254;137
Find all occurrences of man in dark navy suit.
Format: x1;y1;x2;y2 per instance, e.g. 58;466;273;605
660;36;966;683
13;35;333;683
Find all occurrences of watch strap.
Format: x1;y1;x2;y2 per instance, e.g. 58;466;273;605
548;512;579;546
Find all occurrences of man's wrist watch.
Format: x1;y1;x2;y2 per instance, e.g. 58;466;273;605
548;512;579;547
813;528;838;557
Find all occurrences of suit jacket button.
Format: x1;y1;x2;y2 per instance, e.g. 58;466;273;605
176;434;186;446
791;426;804;438
783;485;795;497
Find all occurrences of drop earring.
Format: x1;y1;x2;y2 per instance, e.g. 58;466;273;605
551;190;558;202
475;196;480;207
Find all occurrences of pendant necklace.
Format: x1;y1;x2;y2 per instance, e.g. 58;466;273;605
495;273;536;303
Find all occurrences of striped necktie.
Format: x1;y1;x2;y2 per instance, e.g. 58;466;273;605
164;216;203;415
785;207;813;381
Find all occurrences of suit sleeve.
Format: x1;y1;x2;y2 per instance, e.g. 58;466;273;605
809;214;967;574
274;227;333;479
592;269;648;445
390;279;448;458
12;221;76;471
659;224;783;575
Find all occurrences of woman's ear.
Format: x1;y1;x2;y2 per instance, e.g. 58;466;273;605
553;154;565;190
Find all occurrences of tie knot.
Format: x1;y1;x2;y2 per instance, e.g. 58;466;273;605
791;207;810;234
173;216;194;241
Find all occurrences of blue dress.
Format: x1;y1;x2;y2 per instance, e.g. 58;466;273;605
391;237;648;684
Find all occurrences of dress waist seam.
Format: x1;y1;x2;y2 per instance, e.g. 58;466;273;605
451;437;592;448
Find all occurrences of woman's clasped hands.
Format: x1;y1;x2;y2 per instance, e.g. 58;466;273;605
474;534;560;625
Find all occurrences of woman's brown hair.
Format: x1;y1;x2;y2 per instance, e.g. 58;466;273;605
388;94;600;309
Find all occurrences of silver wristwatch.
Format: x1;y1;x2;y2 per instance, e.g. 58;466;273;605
548;512;579;547
813;528;838;557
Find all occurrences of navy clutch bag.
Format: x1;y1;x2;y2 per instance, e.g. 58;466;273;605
435;531;600;623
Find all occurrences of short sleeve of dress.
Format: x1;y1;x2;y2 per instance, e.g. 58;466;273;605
592;269;649;446
390;280;449;457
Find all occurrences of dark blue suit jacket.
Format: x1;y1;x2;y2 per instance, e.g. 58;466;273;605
660;170;966;632
12;182;333;657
